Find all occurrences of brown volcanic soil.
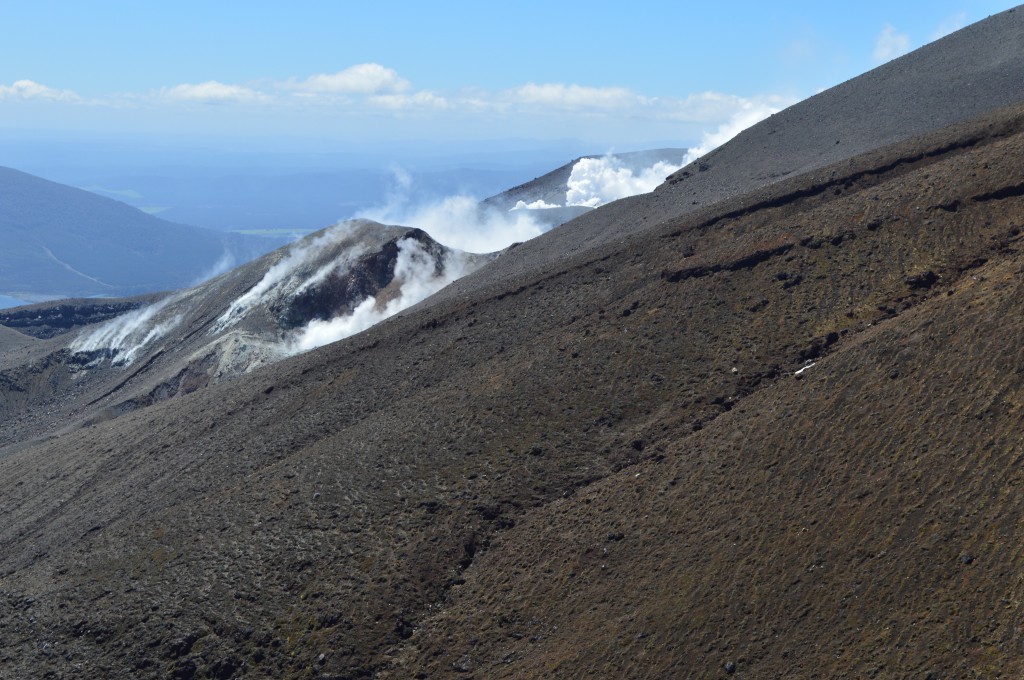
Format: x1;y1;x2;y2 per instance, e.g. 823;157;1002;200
401;256;1024;679
392;107;1024;678
2;98;1024;679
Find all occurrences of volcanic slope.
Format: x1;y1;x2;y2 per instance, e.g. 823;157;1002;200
3;95;1024;677
450;6;1024;293
0;325;33;353
3;10;1024;678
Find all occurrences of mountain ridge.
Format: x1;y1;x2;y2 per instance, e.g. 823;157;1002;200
0;166;280;300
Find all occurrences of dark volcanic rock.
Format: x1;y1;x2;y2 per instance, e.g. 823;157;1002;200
274;228;448;329
0;295;162;338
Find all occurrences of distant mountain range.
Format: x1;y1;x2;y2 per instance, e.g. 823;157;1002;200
0;167;282;301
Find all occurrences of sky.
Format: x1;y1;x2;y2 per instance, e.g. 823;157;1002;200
0;1;1019;150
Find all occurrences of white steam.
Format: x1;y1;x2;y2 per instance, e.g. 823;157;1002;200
684;100;780;159
511;199;560;210
359;193;545;254
190;251;237;286
566;157;686;208
71;295;184;366
213;223;367;333
199;220;487;366
65;101;785;380
360;100;781;252
565;101;781;208
287;237;473;353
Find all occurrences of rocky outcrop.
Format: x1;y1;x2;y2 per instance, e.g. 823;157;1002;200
272;228;448;330
0;296;161;338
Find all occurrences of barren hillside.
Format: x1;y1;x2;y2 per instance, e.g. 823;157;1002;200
2;7;1024;679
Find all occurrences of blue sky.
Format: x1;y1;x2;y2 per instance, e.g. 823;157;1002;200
0;1;1019;148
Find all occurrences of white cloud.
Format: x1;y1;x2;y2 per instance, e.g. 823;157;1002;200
0;64;793;145
368;91;448;110
873;24;912;63
161;80;269;104
294;63;410;94
508;83;639;110
0;79;81;102
932;12;967;41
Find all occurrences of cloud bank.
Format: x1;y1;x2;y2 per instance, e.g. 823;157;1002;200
510;83;638;110
0;61;792;145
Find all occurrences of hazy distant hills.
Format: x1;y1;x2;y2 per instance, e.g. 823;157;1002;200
2;7;1024;680
36;158;580;234
0;166;279;300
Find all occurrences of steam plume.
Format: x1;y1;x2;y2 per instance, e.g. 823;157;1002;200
213;223;367;333
565;101;781;208
566;157;685;207
359;191;545;253
287;237;476;353
71;295;184;366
